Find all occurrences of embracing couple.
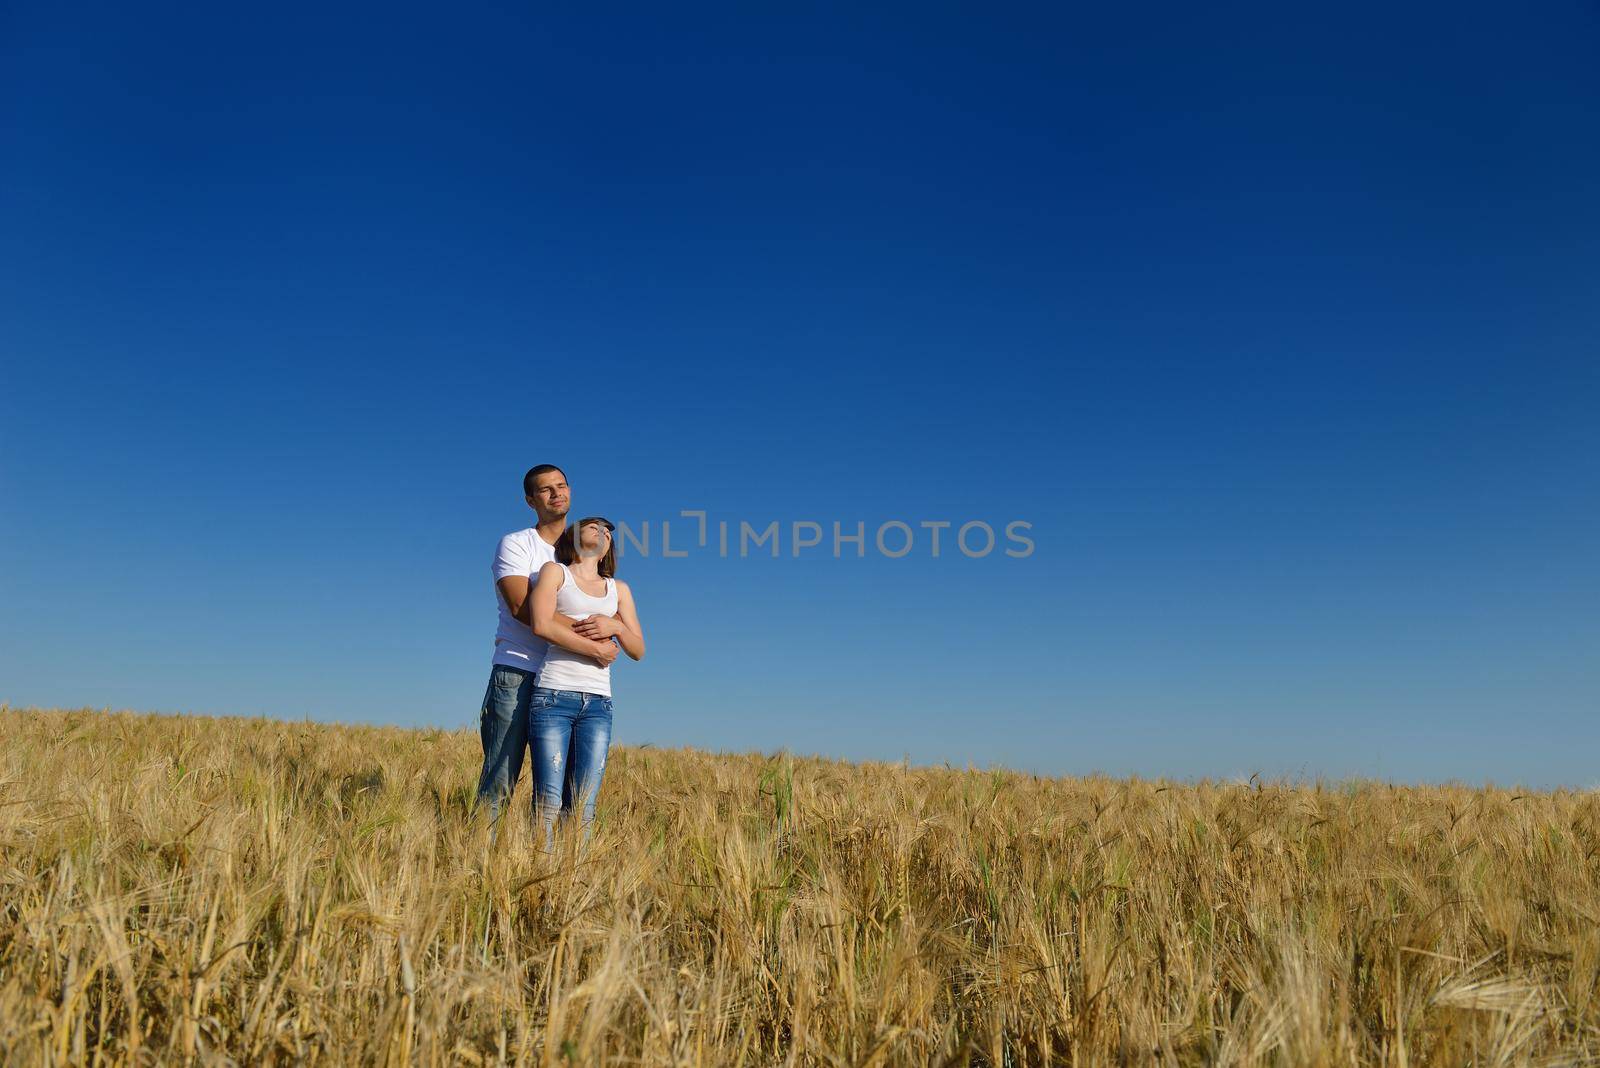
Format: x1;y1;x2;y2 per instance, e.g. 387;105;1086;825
474;464;646;844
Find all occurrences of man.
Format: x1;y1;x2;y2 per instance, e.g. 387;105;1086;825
477;464;619;821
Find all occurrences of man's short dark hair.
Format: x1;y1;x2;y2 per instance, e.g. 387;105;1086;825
523;464;568;497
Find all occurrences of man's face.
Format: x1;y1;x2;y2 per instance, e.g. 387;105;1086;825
527;471;570;523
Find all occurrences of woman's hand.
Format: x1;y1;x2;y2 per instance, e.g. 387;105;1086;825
573;614;622;640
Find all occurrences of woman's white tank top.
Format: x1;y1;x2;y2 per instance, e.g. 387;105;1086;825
536;564;620;696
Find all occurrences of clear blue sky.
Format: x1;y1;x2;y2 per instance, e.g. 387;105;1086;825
3;1;1596;786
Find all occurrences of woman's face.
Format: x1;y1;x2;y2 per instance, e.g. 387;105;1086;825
578;521;612;557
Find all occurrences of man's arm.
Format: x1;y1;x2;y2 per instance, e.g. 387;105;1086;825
497;575;593;655
492;535;564;630
496;574;532;621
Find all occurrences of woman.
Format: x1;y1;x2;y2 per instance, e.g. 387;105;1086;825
528;516;645;846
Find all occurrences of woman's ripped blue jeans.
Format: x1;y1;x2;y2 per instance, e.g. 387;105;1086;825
528;687;612;847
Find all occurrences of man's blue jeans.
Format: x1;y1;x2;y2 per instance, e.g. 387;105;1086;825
476;664;536;823
529;687;613;847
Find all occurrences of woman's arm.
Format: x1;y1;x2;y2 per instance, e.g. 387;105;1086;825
609;581;645;661
529;563;619;666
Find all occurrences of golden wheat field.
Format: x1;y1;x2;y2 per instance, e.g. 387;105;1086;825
2;707;1598;1066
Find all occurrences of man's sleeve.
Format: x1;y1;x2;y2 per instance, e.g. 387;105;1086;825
493;534;532;582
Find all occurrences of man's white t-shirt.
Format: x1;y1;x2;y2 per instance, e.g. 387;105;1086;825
491;528;559;672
